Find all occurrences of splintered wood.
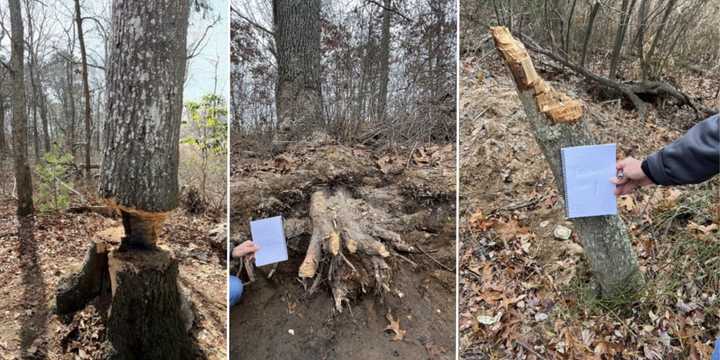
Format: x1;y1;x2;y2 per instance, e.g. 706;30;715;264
490;26;583;123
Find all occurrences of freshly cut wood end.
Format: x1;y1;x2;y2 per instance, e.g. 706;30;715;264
345;238;358;253
490;26;583;124
103;198;169;222
328;232;341;256
298;261;317;279
490;26;538;89
546;99;583;123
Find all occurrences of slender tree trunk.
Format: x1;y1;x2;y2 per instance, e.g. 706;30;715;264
74;0;93;179
273;0;322;138
637;0;649;80
9;0;34;216
66;60;77;159
609;0;636;79
376;0;391;123
491;27;643;299
580;1;600;68
564;0;578;57
646;0;676;79
31;101;40;161
0;98;7;158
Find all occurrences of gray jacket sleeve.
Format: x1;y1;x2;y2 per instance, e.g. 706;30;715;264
643;115;719;186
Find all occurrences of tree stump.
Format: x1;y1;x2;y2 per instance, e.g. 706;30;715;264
55;227;195;359
106;248;193;359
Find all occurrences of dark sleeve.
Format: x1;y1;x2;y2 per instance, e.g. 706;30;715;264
643;115;720;186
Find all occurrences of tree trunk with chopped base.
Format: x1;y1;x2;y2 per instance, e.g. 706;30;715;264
55;0;193;357
490;27;643;299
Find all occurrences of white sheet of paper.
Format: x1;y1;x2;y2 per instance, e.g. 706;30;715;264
250;216;288;266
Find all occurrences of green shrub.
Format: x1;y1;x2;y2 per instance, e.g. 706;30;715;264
35;145;74;212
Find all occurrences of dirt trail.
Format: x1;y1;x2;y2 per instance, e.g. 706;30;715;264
0;199;226;359
229;141;456;359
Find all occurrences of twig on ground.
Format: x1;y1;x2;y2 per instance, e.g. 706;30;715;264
417;245;452;272
515;340;548;360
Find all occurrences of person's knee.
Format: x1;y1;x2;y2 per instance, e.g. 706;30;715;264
229;276;244;307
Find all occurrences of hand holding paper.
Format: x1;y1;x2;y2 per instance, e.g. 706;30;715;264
250;216;288;266
561;144;618;218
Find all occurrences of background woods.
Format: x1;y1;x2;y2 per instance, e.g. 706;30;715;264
231;0;456;150
462;0;720;118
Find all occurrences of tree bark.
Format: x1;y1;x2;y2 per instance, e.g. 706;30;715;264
0;97;7;158
376;0;392;123
106;250;193;359
65;59;78;159
580;1;600;68
491;27;643;299
74;0;93;179
100;0;189;219
637;0;649;80
93;1;193;357
608;0;636;79
645;0;676;80
9;0;34;216
273;0;322;138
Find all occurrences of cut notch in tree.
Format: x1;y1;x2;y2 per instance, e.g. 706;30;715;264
490;26;644;299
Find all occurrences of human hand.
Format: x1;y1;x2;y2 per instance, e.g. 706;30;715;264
232;241;260;258
610;157;654;196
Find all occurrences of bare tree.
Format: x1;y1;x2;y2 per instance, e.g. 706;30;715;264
9;0;34;216
74;0;93;178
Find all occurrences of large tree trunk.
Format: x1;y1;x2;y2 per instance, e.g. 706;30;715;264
376;0;391;123
9;0;34;217
74;0;93;179
273;0;322;138
90;0;193;356
491;27;643;299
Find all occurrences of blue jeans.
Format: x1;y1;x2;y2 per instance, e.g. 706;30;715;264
229;276;244;307
713;338;720;360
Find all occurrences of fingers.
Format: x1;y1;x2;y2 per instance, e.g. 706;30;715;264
610;176;629;185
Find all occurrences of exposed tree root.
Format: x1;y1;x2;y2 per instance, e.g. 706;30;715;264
298;188;415;312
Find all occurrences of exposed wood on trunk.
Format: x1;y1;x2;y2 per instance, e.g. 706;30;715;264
9;0;34;216
56;240;110;315
491;27;643;299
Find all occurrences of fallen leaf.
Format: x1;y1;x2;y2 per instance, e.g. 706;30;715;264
385;311;406;341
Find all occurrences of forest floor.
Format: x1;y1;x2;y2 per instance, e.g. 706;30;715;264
459;48;720;359
228;139;456;359
0;195;227;359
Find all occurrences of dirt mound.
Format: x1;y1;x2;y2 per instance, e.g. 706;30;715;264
229;141;456;359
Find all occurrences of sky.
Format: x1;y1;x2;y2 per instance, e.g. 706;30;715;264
0;0;229;103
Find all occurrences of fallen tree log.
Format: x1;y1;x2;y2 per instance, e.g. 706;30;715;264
491;26;644;299
518;33;717;119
